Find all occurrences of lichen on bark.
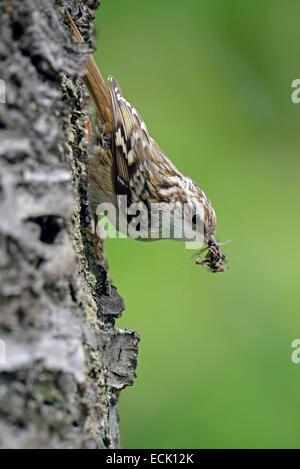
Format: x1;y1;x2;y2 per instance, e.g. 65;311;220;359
0;0;139;449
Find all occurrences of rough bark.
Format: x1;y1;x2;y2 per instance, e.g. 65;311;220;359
0;0;139;449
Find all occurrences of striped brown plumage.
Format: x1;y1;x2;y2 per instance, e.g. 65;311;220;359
66;10;226;272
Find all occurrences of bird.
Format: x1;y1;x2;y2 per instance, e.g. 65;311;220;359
65;10;226;273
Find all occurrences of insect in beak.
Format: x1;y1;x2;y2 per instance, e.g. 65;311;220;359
194;237;230;273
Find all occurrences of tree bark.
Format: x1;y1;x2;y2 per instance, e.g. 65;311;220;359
0;0;139;449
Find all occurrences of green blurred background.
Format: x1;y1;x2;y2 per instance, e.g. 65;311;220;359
95;0;300;448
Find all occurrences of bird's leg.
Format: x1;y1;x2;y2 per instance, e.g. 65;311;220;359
84;213;109;271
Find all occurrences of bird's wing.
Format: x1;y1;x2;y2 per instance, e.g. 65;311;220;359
108;76;152;199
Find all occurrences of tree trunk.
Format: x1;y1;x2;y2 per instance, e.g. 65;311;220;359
0;0;139;449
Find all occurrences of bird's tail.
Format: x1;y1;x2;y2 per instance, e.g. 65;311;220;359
65;10;113;132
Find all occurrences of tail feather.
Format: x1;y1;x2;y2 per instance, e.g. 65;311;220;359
65;10;113;131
